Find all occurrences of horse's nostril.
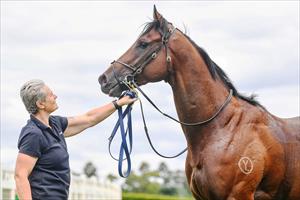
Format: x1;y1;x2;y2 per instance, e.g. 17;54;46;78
99;74;107;86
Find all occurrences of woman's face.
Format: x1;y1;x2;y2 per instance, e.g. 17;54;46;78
39;85;58;113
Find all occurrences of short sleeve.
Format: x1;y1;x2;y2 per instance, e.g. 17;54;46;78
18;128;44;158
53;116;68;133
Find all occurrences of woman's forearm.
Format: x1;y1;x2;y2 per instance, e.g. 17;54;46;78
15;176;32;200
64;96;136;137
87;96;135;126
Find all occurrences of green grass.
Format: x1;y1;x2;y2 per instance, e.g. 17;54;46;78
123;192;194;200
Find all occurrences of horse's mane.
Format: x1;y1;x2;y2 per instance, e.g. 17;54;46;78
141;20;261;107
184;34;261;107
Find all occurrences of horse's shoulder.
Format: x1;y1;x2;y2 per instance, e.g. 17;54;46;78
283;116;300;133
263;114;300;142
235;101;268;125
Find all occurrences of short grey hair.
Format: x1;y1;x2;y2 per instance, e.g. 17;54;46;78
20;79;47;114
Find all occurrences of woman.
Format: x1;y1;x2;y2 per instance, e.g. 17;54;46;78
14;79;136;200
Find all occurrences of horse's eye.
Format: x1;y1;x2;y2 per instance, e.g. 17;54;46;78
138;42;149;49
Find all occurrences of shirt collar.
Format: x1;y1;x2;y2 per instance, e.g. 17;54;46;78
30;114;50;131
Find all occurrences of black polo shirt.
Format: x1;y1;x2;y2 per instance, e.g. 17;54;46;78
18;115;70;200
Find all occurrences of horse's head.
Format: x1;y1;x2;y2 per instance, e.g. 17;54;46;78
99;6;176;97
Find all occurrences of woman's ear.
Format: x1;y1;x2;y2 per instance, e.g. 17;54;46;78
36;100;45;110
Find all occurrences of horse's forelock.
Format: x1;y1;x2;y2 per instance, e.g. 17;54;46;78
140;18;169;37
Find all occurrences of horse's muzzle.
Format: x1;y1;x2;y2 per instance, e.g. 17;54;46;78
98;73;110;94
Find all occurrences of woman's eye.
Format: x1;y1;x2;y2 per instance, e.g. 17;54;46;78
139;42;148;49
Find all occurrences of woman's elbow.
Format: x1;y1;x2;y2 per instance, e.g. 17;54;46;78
14;170;28;182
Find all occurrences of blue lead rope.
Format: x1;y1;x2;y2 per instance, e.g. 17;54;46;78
109;106;133;178
117;106;132;178
108;91;136;178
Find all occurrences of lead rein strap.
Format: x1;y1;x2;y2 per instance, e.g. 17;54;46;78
132;81;233;126
122;82;188;158
126;80;188;158
138;98;188;158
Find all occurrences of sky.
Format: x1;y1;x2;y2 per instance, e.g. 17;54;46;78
1;1;299;182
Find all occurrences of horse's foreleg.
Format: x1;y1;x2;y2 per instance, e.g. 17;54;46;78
226;186;273;200
227;192;254;200
254;191;273;200
228;188;276;200
185;157;192;187
226;180;257;200
185;158;203;199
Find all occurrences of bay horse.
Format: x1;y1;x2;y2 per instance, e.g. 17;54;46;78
99;6;300;200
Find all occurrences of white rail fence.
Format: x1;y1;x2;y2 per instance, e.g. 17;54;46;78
1;166;121;200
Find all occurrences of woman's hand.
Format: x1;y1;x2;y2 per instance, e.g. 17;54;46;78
117;95;137;106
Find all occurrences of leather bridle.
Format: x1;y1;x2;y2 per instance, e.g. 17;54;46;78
108;20;233;161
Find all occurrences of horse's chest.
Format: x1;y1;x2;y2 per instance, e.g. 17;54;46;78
189;166;226;200
186;139;244;199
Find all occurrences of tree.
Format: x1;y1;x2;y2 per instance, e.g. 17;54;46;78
158;162;171;184
122;161;192;197
139;161;150;174
157;162;176;195
83;161;97;178
122;162;160;194
157;162;192;196
123;170;161;194
107;173;118;183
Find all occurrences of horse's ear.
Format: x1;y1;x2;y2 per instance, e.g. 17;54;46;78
153;5;163;21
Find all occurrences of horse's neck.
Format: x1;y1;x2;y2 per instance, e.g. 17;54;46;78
169;46;231;142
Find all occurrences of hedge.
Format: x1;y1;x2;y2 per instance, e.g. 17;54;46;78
122;192;194;200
